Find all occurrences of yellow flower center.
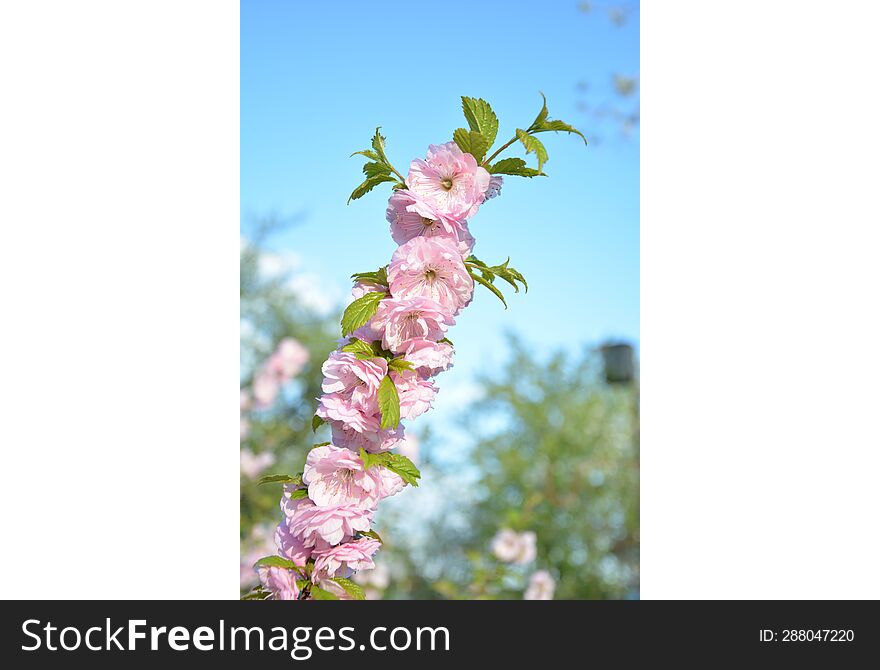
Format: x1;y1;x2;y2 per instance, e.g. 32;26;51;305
440;178;453;191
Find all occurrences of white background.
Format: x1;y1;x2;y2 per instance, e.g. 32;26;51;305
1;1;878;599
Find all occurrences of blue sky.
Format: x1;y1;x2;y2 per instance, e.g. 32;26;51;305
242;0;639;411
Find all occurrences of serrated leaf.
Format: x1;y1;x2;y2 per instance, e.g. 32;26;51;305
360;528;384;544
351;266;388;286
487;157;545;178
312;415;326;432
351;149;381;161
341;291;384;336
359;447;380;470
371;127;392;164
506;267;529;293
377;375;400;430
384;453;421;487
310;585;339;600
332;577;366;600
341;338;377;357
530;92;549;129
348;173;396;204
453;128;489;162
257;473;302;486
254;555;299;570
288;488;309;501
494;269;521;293
516;129;549;171
461;96;499;148
387;357;414;372
532;119;588;145
363;162;392;178
469;268;507;308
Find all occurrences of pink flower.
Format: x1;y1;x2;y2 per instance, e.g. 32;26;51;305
275;520;312;567
524;570;555;601
312;537;381;580
372;296;455;354
330;420;406;454
394;370;438;420
491;529;537;564
240;448;275;479
402;337;454;377
386;189;474;256
286;499;374;548
388;237;473;315
316;393;381;434
303;444;404;509
266;337;309;380
321;351;387;413
251;370;280;407
406;142;491;219
257;566;301;601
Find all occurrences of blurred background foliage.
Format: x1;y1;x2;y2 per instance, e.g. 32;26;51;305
240;225;639;598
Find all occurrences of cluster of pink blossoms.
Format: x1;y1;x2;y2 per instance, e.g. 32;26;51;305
254;143;502;600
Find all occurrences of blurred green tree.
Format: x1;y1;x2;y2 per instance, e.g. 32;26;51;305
239;217;338;589
405;337;639;600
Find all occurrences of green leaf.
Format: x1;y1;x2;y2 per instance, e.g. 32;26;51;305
530;92;549;129
341;338;377;357
505;266;529;293
359;447;380;470
348;173;396;204
311;415;326;432
351;266;388;286
531;119;588;145
486;259;528;294
341;290;385;336
387;357;414;372
363;161;392;178
358;449;420;487
351;149;381;161
516;129;549;171
469;268;507;308
288;488;309;501
384;453;421;487
461;97;499;148
453;128;489;162
310;585;339;600
487;157;545;178
371;127;391;163
332;577;366;600
438;337;454;346
360;528;384;544
313;441;331;448
253;555;299;570
377;375;400;430
257;473;302;486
